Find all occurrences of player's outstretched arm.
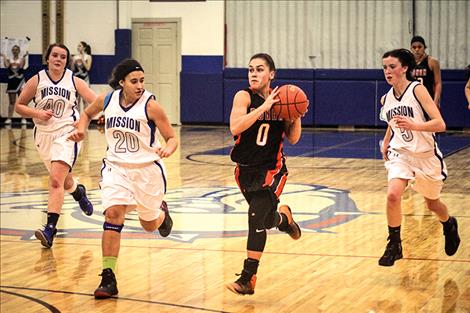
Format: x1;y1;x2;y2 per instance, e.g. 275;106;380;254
68;93;105;142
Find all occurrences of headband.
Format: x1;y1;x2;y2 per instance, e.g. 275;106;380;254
120;65;144;81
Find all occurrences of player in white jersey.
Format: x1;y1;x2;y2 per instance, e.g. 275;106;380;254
378;48;460;266
69;58;178;299
15;43;97;249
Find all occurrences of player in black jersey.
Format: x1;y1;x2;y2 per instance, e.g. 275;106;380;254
226;53;302;296
410;36;442;108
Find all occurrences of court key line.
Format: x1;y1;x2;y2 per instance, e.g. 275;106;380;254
0;285;230;313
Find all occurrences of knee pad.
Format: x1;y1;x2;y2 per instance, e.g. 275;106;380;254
103;221;124;233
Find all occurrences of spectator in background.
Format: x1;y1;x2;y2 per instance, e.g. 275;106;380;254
71;41;92;112
1;45;27;125
410;36;442;108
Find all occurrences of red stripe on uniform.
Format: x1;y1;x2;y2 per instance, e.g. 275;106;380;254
264;138;284;187
274;173;287;198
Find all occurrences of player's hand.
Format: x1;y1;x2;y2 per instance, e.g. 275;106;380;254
156;147;173;158
36;109;53;121
381;145;389;161
260;86;280;112
68;129;85;142
393;115;414;130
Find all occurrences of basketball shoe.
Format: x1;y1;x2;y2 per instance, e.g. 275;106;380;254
226;271;257;295
378;239;402;266
35;224;57;248
76;184;93;216
94;268;118;299
278;205;301;240
443;216;460;256
158;200;173;237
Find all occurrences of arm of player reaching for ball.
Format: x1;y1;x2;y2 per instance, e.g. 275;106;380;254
230;87;280;136
68;93;104;142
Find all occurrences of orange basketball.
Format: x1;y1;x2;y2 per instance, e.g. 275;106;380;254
273;84;309;120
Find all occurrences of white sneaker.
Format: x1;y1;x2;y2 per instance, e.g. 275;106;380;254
21;118;27;125
5;118;12;125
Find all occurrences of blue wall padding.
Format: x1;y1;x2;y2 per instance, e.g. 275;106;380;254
114;29;131;60
314;81;377;126
180;72;223;123
182;56;224;73
315;69;384;80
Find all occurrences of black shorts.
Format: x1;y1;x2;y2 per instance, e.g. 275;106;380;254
234;160;288;202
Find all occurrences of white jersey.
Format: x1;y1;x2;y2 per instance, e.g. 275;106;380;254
104;89;162;165
381;81;439;156
33;69;79;132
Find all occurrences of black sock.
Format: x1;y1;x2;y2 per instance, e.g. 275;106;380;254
278;213;289;231
70;185;84;201
441;216;453;232
388;225;401;243
243;258;259;276
47;213;60;228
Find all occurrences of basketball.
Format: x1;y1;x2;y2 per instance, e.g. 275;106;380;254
273;84;309;120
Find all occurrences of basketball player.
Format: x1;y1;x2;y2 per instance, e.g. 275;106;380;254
68;58;177;299
410;36;442;108
378;48;460;266
14;43;96;249
226;53;302;295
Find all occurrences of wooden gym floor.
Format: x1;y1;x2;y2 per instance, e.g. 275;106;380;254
1;125;469;313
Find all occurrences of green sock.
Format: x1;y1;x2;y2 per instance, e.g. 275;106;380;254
102;256;117;272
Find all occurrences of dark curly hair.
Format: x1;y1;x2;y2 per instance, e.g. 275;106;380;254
108;58;144;90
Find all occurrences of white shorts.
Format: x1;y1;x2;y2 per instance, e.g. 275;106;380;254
100;159;167;221
34;125;81;171
385;150;447;200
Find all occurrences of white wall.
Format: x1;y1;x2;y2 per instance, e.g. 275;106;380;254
0;1;42;53
1;0;224;55
64;0;117;55
119;0;224;55
226;0;470;69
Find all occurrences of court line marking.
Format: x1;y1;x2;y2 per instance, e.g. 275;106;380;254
0;285;230;313
0;289;61;313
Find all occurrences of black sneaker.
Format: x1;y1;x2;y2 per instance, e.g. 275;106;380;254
77;184;93;216
278;205;301;240
94;268;118;299
378;239;403;266
158;201;173;237
443;217;460;256
35;224;57;248
226;273;257;295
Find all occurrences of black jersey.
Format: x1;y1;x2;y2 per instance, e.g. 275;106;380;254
230;88;285;169
412;56;435;98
